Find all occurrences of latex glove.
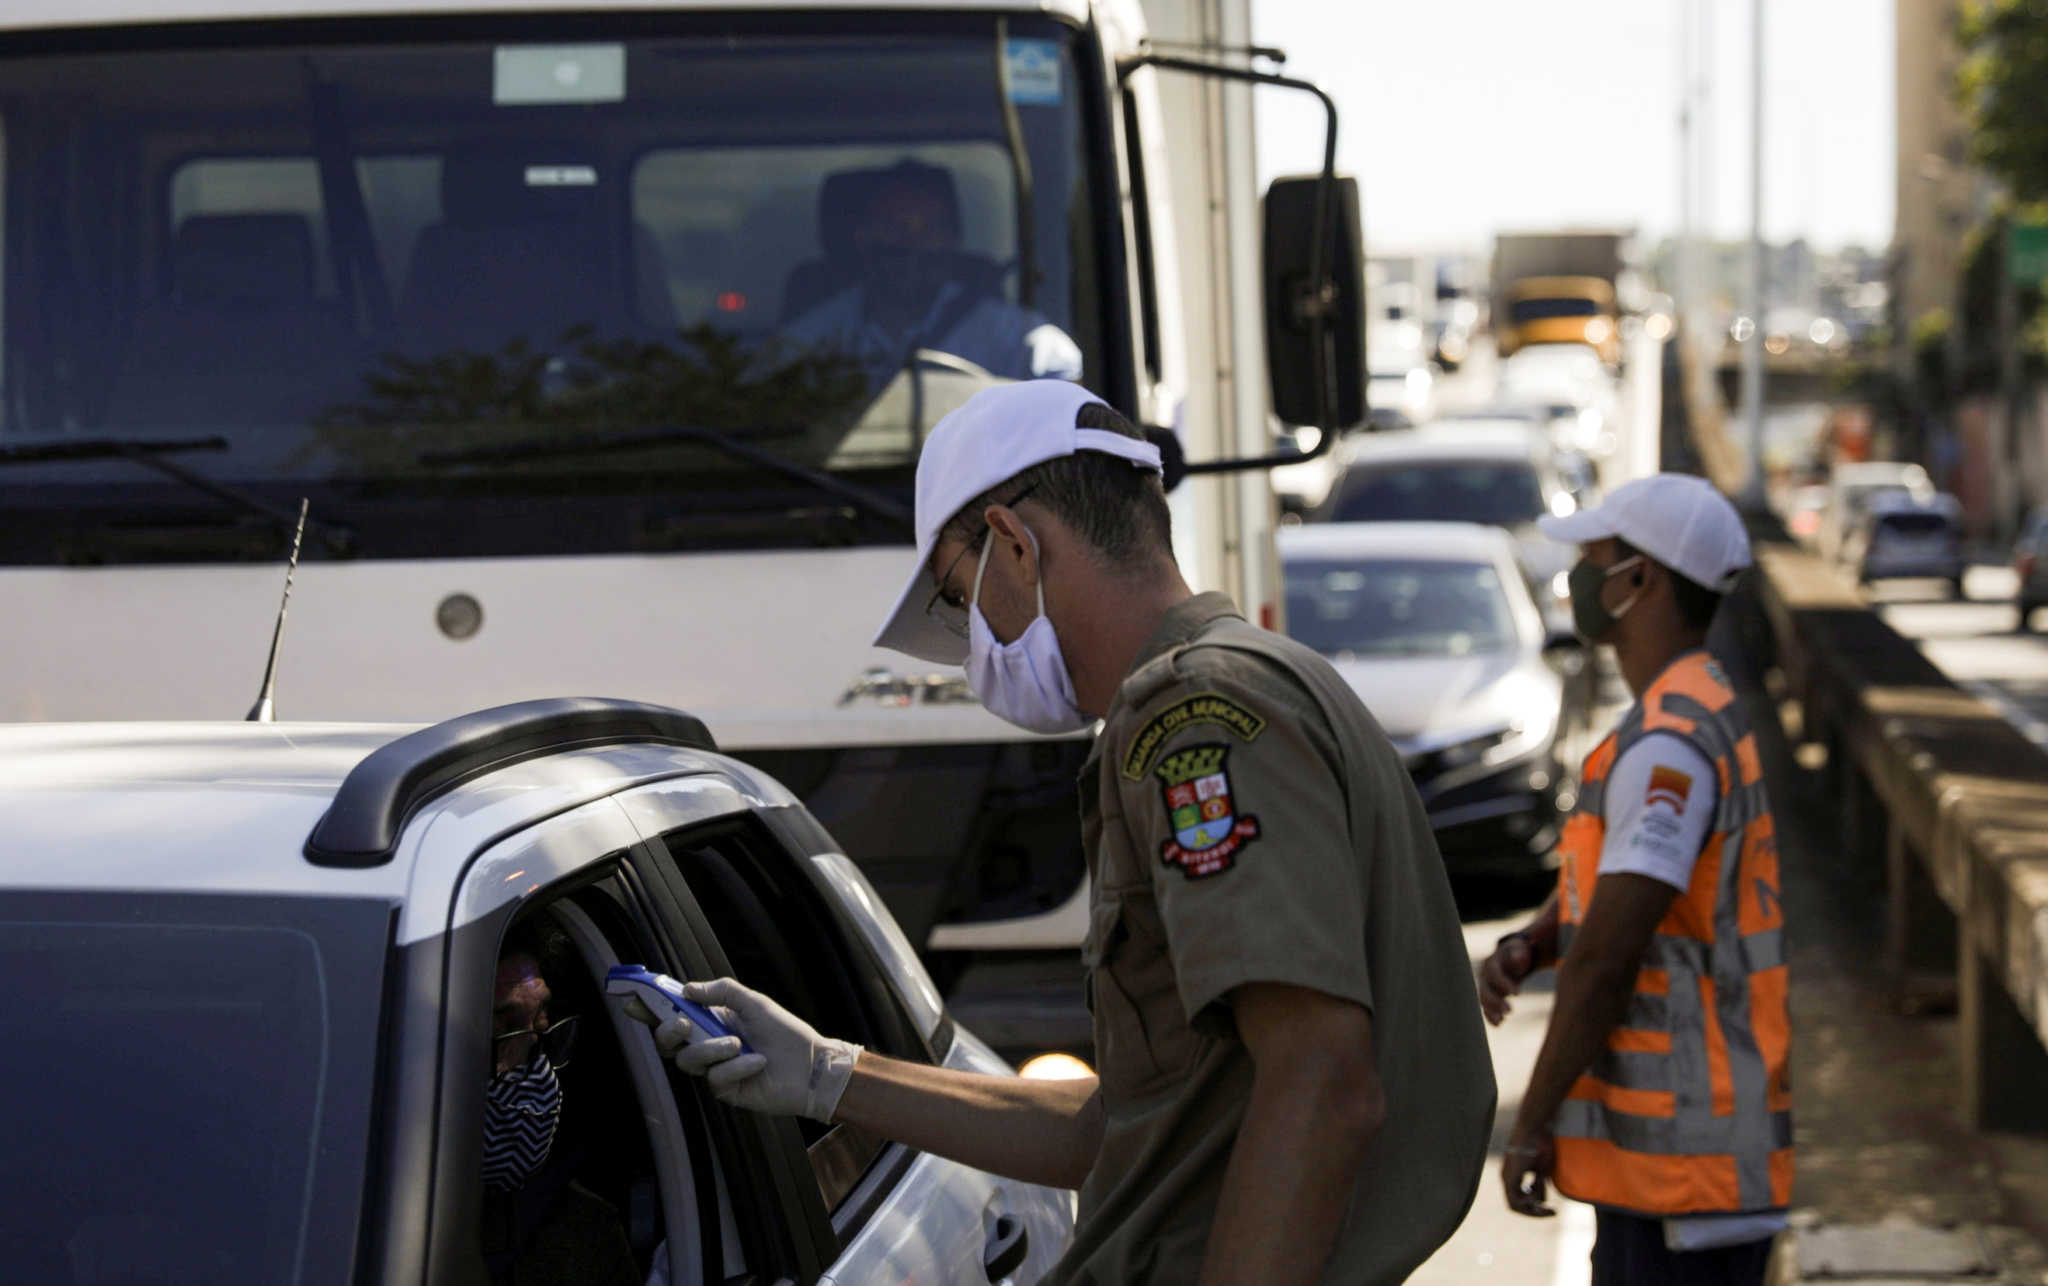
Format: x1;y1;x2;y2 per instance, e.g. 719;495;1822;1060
623;977;859;1123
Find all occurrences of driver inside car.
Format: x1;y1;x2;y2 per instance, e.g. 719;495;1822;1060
781;158;1083;388
482;921;640;1286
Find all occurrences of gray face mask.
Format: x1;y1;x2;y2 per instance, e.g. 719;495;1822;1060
482;1051;561;1192
1566;554;1645;643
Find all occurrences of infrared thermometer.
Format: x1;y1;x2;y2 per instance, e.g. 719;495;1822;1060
606;965;751;1052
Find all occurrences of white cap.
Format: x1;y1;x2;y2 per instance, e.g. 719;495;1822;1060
872;380;1162;663
1537;472;1751;592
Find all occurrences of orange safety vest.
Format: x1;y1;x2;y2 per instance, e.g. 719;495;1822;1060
1552;650;1793;1217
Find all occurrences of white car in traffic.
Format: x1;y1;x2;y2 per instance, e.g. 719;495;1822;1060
0;699;1074;1285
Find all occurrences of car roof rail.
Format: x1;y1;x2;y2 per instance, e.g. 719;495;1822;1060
305;697;718;868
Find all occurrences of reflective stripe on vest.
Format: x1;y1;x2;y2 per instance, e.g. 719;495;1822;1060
1551;651;1794;1217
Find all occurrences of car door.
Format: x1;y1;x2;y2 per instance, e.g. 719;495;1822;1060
614;776;1075;1284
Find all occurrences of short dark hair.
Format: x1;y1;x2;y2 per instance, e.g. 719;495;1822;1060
939;401;1174;566
1616;539;1723;630
499;915;574;991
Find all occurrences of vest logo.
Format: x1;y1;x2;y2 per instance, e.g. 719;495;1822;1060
1645;765;1693;812
1155;743;1260;879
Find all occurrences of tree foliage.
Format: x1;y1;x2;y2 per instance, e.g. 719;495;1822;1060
1959;0;2048;202
300;324;870;474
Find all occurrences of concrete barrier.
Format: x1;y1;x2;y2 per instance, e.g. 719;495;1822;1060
1680;339;2048;1132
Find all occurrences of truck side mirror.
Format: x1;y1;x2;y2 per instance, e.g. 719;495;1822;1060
1262;175;1366;432
1118;53;1350;478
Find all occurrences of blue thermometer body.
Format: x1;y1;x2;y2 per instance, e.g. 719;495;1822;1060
606;965;752;1052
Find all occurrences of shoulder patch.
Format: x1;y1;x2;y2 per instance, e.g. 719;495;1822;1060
1155;743;1261;879
1121;691;1266;781
1645;764;1694;813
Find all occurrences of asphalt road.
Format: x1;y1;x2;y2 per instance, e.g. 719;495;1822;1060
1871;565;2048;749
1406;338;1660;1284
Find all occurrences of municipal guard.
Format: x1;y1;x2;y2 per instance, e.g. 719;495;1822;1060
1480;473;1793;1284
631;380;1494;1285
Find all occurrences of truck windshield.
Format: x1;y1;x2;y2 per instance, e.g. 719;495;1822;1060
0;893;391;1286
0;17;1103;563
1510;298;1601;322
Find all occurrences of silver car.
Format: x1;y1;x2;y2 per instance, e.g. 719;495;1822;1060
1278;522;1592;878
0;699;1073;1285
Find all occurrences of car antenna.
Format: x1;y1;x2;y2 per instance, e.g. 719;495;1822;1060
246;498;310;723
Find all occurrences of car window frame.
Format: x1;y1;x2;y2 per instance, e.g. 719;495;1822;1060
642;818;919;1241
427;794;823;1285
618;794;932;1252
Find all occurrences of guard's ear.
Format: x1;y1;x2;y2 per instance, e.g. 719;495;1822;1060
981;504;1040;583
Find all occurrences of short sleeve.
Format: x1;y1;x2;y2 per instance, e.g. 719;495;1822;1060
1598;732;1718;891
1112;663;1373;1025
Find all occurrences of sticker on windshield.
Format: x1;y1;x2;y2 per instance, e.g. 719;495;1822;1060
494;45;626;105
1004;39;1063;107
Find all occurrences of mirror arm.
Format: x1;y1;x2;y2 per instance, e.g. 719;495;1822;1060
1118;53;1343;478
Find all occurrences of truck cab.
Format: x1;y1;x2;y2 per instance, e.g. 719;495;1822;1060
1496;274;1620;366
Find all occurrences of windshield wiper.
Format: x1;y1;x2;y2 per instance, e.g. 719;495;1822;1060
0;436;356;556
421;424;914;533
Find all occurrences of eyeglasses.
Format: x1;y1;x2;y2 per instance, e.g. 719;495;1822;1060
924;483;1038;640
494;1013;580;1071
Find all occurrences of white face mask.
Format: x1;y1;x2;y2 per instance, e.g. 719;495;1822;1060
964;525;1094;735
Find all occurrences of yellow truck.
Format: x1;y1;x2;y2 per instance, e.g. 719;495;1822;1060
1497;274;1620;365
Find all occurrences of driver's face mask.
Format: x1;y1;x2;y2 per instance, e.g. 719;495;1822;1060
863;245;952;321
482;1050;562;1192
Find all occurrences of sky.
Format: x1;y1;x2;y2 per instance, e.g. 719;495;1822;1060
1251;0;1895;256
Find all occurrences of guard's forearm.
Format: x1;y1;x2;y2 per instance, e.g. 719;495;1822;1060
1513;954;1638;1137
1195;1061;1382;1286
831;1051;1103;1189
1521;892;1563;969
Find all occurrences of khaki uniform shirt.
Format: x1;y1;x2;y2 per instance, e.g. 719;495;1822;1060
1048;594;1495;1286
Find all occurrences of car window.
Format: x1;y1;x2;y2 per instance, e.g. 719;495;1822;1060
466;874;685;1286
1328;460;1547;525
651;820;898;1220
1876;513;1951;537
1284;557;1517;657
473;868;813;1286
0;893;388;1286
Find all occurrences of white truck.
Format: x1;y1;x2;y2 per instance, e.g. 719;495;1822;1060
0;0;1363;1054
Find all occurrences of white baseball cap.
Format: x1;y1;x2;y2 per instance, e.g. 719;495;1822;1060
1537;472;1752;592
872;380;1162;663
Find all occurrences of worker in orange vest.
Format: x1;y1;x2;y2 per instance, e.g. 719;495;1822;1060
1478;473;1792;1284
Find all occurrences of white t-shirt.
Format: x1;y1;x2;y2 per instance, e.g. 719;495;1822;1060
1597;730;1790;1243
1597;732;1717;891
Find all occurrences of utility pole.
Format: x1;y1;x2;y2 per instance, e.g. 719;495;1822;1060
1676;0;1695;347
1679;0;1695;341
1741;0;1768;510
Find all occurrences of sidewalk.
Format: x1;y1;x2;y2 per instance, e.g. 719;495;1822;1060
1729;635;2048;1280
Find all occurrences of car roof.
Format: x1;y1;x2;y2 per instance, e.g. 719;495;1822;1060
0;718;782;902
1416;414;1547;436
1341;426;1546;464
1833;461;1927;486
1278;521;1519;562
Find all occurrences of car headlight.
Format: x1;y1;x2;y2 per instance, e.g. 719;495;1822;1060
1436;728;1510;770
1435;712;1558;772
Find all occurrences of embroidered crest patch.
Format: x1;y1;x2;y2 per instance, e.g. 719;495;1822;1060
1121;692;1267;781
1155;743;1260;879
